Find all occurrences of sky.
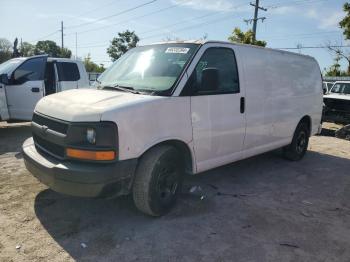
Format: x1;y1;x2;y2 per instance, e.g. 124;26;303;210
0;0;348;71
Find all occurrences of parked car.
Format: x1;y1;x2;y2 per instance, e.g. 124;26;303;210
22;41;323;216
322;81;334;94
323;81;350;124
0;55;89;121
88;72;101;85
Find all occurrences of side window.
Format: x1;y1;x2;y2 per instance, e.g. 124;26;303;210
191;47;239;95
331;84;342;93
13;57;46;85
343;84;350;94
56;62;80;81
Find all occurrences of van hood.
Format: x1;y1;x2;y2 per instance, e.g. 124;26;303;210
35;89;162;122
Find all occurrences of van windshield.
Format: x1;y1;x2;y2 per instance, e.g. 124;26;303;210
0;58;24;75
97;43;199;95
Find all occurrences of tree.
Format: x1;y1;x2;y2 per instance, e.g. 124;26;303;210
107;30;139;61
340;2;350;39
20;42;35;57
34;40;71;58
83;54;105;73
0;38;12;63
60;47;72;58
327;43;350;75
228;27;266;47
324;54;346;76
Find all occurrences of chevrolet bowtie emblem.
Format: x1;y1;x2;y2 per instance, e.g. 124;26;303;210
41;125;49;135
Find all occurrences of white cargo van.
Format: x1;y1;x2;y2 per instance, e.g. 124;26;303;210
0;55;89;121
22;41;323;216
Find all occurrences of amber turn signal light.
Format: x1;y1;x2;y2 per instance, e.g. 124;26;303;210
66;148;116;161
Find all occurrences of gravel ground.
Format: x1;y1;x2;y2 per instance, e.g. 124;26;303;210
0;122;349;262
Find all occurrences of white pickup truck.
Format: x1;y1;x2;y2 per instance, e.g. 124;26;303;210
323;81;350;124
22;41;323;216
0;55;89;121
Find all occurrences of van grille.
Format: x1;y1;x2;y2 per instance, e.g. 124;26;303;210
32;113;68;134
33;135;65;159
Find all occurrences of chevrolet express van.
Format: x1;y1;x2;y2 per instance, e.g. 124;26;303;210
0;56;89;121
23;41;323;216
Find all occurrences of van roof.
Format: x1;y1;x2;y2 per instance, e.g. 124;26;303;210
148;39;315;60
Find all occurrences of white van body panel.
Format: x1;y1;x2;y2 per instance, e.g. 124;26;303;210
101;96;193;163
236;45;323;159
31;41;323;175
34;89;195;169
35;89;154;122
180;42;247;173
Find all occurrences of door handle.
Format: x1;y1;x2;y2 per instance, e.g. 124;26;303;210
31;87;40;93
240;97;245;114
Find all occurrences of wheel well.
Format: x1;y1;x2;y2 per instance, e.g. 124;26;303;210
300;115;312;136
144;140;194;175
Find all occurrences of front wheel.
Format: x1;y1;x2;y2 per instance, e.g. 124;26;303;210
132;145;184;216
283;122;310;161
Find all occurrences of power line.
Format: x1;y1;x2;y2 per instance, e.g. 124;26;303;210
76;13;242;48
266;0;330;9
139;2;248;37
65;0;158;29
66;0;197;36
75;2;248;48
140;13;242;41
70;3;181;36
31;30;60;42
267;30;342;40
276;45;350;50
65;0;122;23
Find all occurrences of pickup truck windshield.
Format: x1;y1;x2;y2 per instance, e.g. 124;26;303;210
330;83;350;95
97;43;199;95
0;58;24;75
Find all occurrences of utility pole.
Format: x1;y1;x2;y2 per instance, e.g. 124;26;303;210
244;0;267;42
75;32;78;60
61;21;64;49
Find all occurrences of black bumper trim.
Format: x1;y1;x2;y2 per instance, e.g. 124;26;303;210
22;137;137;197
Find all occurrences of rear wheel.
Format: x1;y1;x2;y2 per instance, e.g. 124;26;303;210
283;121;310;161
132;145;184;216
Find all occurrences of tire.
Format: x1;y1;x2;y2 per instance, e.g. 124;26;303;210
283;121;310;161
132;145;184;216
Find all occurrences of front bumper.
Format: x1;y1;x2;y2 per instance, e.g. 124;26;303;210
22;137;137;197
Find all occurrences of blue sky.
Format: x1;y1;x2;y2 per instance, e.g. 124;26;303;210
0;0;348;71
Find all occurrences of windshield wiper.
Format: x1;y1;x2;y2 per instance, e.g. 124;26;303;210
101;84;141;94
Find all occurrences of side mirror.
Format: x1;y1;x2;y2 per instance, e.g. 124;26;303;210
0;74;9;85
200;68;219;92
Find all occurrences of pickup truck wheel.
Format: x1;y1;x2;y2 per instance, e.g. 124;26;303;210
283;122;309;161
132;145;183;216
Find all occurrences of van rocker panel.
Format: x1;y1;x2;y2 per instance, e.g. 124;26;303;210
22;137;137;197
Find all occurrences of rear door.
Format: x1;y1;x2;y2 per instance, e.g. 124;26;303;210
185;44;246;172
56;61;80;91
5;56;47;120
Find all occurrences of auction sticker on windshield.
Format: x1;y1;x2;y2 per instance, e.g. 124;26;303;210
165;47;190;54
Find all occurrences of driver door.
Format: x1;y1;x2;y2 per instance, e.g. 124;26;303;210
187;45;246;173
5;56;47;120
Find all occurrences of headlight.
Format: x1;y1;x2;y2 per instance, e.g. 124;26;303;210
65;122;118;162
86;128;96;144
